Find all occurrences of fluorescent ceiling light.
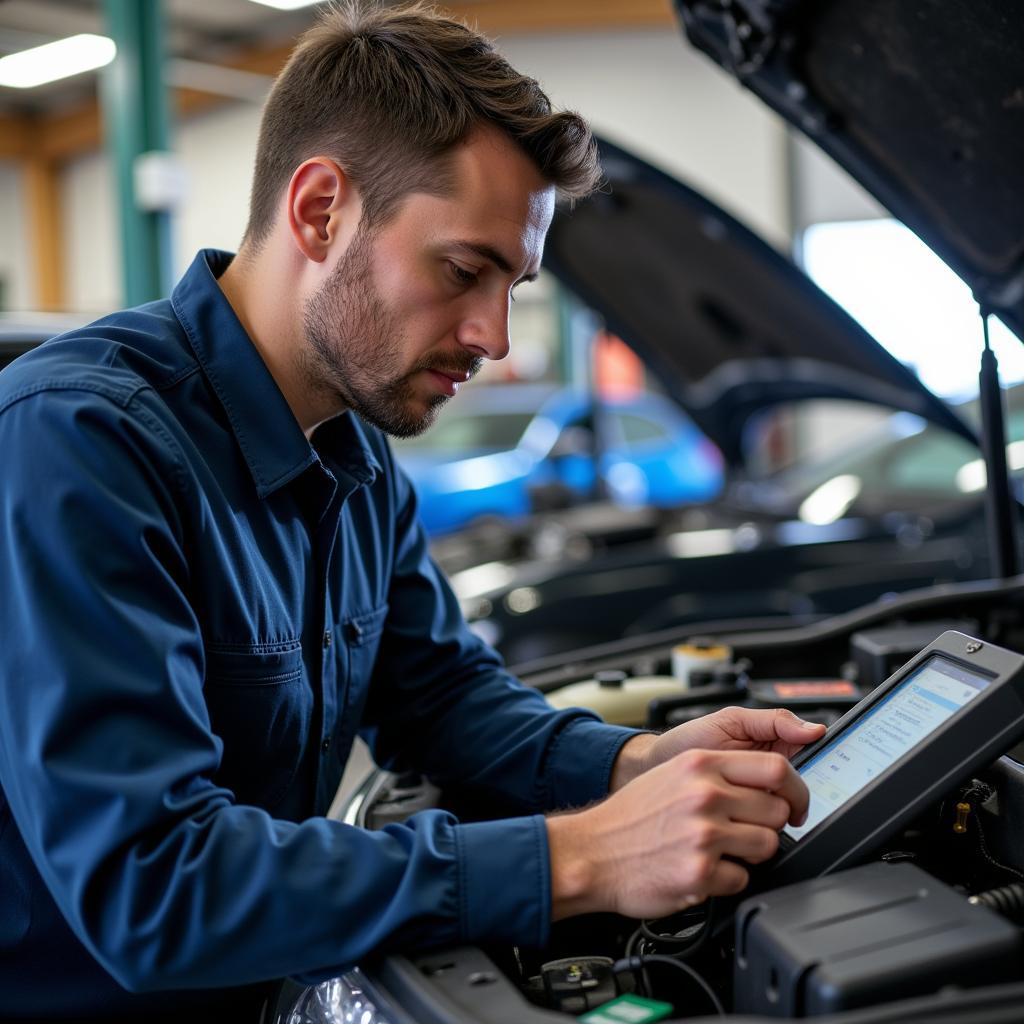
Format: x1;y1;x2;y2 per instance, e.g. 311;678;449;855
246;0;324;9
0;34;116;89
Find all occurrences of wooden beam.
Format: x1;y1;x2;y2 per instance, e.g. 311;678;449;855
441;0;676;34
38;103;103;163
23;156;65;310
0;115;33;160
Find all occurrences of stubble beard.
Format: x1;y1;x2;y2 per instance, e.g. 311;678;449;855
300;226;482;439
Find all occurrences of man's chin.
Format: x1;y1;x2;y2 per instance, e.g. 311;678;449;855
361;393;449;439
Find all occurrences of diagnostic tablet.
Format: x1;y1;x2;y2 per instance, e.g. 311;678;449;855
764;630;1024;885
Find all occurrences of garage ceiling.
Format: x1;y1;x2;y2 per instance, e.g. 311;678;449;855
0;0;317;117
0;0;676;119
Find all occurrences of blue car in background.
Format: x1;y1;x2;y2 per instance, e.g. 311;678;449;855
392;383;723;535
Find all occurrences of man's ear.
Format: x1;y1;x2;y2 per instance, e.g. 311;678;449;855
285;157;358;263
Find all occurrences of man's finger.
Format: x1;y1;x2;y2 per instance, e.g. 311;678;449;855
718;822;781;865
717;750;810;826
726;707;825;743
704;858;750;898
772;709;827;746
722;787;792;832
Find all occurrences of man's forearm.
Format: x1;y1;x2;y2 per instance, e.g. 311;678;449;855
608;732;658;792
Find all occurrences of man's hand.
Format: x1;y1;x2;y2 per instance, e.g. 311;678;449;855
610;707;826;791
549;747;810;921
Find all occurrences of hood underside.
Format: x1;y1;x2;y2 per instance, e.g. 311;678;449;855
545;136;974;465
675;0;1024;342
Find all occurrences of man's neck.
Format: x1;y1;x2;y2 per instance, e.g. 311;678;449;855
217;249;341;440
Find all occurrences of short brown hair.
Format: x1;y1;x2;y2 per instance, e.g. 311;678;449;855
243;1;601;248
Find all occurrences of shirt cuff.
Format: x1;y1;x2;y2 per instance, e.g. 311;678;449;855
455;815;551;949
547;718;641;810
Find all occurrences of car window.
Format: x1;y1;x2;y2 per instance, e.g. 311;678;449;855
882;432;980;492
743;400;901;482
615;411;671;446
394;410;535;452
884;403;1024;494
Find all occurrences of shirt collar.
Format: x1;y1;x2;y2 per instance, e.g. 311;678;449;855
171;249;380;498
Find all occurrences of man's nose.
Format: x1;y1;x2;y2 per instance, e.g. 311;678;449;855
457;295;511;362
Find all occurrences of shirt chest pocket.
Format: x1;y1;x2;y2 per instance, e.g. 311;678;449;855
340;604;388;713
203;641;311;811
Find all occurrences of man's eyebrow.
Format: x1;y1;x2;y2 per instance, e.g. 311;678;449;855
451;241;539;284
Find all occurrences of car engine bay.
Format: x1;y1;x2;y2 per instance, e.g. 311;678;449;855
336;575;1024;1022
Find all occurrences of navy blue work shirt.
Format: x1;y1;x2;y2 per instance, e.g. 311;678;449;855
0;250;638;1019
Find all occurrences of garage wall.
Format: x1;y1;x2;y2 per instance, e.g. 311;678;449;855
62;101;264;313
789;133;886;235
0;161;33;310
11;25;793;312
63;150;119;315
174;101;262;274
497;28;791;246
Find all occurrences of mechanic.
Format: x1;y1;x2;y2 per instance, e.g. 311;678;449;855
0;3;825;1019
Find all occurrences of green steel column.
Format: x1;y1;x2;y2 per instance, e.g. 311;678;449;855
556;282;575;384
101;0;173;305
557;284;597;389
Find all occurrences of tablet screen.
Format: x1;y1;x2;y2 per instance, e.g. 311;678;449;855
783;655;991;841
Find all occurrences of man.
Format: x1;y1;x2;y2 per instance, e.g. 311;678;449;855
0;3;824;1019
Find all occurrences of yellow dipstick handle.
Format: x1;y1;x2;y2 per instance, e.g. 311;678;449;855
953;802;971;834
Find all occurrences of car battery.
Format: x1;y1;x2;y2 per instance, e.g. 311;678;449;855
746;678;862;723
734;861;1021;1017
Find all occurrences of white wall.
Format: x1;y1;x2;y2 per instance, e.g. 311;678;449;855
61;101;263;312
498;28;791;246
173;102;262;276
790;132;886;233
0;160;33;310
63;151;119;314
7;25;794;311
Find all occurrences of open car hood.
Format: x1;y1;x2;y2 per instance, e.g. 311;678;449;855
545;136;974;465
674;0;1024;343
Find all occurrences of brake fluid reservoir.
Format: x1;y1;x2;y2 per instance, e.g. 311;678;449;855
545;671;686;726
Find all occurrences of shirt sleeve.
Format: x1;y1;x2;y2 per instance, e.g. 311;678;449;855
360;451;640;813
0;386;610;992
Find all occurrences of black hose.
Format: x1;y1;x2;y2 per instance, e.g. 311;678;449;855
970;882;1024;924
613;954;725;1017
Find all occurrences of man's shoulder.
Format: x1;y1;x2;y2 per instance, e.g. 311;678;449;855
0;299;197;418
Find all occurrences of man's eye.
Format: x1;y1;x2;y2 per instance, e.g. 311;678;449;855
449;262;477;285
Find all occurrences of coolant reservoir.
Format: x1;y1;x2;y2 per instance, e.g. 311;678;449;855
670;641;732;686
545;670;687;727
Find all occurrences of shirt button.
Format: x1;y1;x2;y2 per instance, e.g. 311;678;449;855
323;629;332;650
321;737;331;754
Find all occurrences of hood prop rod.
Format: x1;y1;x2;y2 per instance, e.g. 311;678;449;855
978;310;1020;578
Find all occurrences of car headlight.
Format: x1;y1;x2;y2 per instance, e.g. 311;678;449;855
284;970;394;1024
